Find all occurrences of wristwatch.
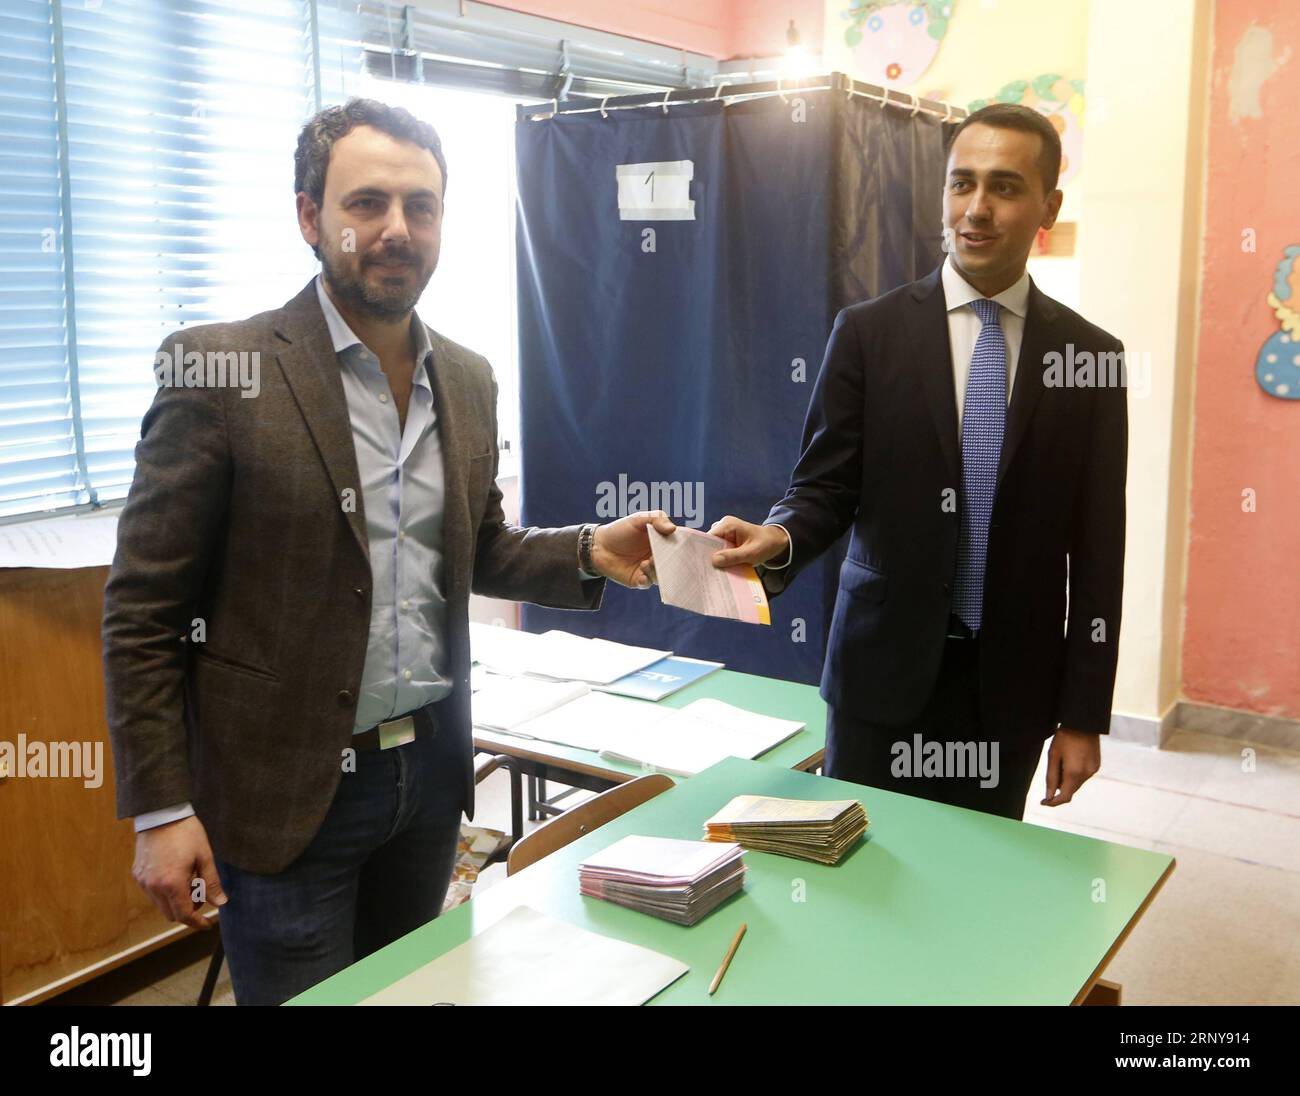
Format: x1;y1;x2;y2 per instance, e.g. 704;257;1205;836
577;523;600;579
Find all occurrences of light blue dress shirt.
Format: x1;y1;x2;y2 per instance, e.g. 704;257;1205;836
315;275;455;732
135;276;453;831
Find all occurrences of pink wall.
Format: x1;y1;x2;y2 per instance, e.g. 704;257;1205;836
728;0;824;59
481;0;823;59
1183;0;1300;718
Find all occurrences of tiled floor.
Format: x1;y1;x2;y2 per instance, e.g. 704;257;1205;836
46;728;1300;1006
1021;729;1300;1005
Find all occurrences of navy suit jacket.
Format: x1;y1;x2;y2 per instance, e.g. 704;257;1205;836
764;263;1127;744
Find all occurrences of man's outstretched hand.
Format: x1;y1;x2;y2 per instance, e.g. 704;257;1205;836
592;510;678;588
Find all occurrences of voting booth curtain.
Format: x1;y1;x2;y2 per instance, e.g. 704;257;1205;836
514;90;953;684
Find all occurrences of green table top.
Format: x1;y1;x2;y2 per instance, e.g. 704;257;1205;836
289;756;1174;1005
473;668;827;779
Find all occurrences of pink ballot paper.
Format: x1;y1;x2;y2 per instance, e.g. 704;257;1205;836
649;526;771;625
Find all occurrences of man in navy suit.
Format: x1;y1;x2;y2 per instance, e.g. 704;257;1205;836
711;104;1127;820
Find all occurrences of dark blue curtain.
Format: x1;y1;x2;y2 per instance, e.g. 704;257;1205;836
515;90;952;684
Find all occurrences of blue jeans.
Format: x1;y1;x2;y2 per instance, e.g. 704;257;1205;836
213;720;464;1005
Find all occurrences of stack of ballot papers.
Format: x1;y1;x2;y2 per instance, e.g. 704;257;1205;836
579;835;746;926
469;622;669;685
703;795;869;865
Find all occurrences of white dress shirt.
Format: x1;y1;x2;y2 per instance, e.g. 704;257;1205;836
764;256;1031;569
941;252;1029;429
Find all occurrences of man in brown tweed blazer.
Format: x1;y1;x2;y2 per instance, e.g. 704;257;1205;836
102;99;674;1004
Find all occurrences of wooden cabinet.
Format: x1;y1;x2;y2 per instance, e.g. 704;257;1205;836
0;566;198;1004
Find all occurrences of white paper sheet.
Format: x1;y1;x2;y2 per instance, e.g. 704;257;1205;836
359;905;688;1006
598;698;804;777
0;511;120;569
468;622;669;685
469;622;545;677
527;631;670;684
470;672;590;732
496;691;669;752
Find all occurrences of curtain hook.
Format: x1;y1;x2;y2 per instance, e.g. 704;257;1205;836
600;95;610;119
879;87;888;109
942;101;952;123
778;74;789;103
549;98;558;119
909;91;920;117
846;78;855;102
713;81;729;103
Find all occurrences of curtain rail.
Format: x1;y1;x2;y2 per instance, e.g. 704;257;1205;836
517;73;968;124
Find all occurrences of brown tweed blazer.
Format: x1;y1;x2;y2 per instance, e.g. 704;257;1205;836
102;280;603;873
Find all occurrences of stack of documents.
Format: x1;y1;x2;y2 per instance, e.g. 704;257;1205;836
703;796;869;865
579;835;746;926
470;622;669;685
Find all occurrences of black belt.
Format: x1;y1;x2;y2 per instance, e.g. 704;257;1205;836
945;613;979;640
352;703;440;753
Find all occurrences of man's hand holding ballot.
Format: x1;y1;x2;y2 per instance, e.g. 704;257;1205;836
706;516;794;570
648;523;773;625
590;510;680;588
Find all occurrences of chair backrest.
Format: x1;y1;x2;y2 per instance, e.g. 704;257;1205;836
506;773;675;876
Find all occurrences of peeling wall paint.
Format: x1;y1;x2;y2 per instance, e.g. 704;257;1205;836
1227;23;1289;122
1184;3;1300;719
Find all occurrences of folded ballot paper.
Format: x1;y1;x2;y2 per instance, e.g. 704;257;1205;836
703;795;869;865
579;835;746;926
649;526;770;625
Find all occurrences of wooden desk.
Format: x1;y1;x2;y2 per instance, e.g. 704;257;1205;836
289;757;1174;1005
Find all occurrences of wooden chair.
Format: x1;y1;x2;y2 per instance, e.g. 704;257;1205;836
506;773;675;876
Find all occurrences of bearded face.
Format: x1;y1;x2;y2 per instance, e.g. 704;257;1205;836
299;124;444;323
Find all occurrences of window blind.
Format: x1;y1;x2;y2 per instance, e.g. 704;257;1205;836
0;0;361;520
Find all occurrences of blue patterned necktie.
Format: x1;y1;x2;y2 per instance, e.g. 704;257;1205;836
953;297;1007;632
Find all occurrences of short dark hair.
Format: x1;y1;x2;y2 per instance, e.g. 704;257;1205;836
947;102;1062;195
294;97;448;209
